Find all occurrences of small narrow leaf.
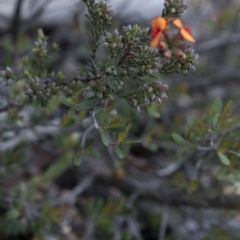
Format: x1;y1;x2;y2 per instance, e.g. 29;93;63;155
172;133;189;146
61;115;75;127
78;97;96;108
114;146;125;158
221;100;232;116
212;112;220;127
217;151;230;166
73;152;83;166
131;24;140;34
68;108;75;118
61;96;72;107
121;143;131;157
117;131;129;143
87;150;100;159
107;126;128;134
106;118;122;128
212;98;223;113
100;132;109;146
95;108;105;127
147;104;160;118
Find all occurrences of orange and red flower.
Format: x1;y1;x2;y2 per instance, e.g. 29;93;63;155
150;17;195;48
150;17;168;47
172;19;195;43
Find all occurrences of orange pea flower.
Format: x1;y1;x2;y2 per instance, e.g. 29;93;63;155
150;17;168;47
172;19;195;42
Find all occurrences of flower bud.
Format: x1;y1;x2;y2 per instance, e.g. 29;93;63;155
172;48;186;61
157;41;168;51
112;29;119;38
117;43;123;48
148;87;153;92
155;97;161;104
177;8;184;14
149;93;156;100
101;36;107;42
163;49;172;60
103;42;109;48
105;32;112;39
111;43;116;48
123;25;132;33
160;92;168;100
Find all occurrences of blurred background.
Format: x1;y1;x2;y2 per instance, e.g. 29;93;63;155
0;0;240;240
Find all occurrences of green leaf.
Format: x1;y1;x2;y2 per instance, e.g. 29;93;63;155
216;167;227;180
221;100;232;116
106;118;122;128
172;133;189;146
100;132;109;146
68;107;75;118
87;150;100;159
117;131;129;143
105;116;112;126
43;156;69;182
212;98;223;113
6;209;21;220
61;96;72;107
212;112;220;127
95;108;105;127
121;140;141;144
107;126;128;134
114;146;125;158
61;115;75;127
121;143;131;157
147;104;160;118
73;152;83;166
78;97;96;108
217;151;230;166
131;24;140;35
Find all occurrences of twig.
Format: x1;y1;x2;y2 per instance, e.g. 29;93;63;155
156;151;195;177
125;191;140;209
126;217;143;240
81;124;95;148
91;102;100;130
74;72;108;83
113;216;124;240
49;176;94;206
156;160;186;177
158;207;169;240
82;214;97;240
225;149;240;158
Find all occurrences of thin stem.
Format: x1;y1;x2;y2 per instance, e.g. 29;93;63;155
81;124;95;148
158;207;169;240
91;102;100;129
